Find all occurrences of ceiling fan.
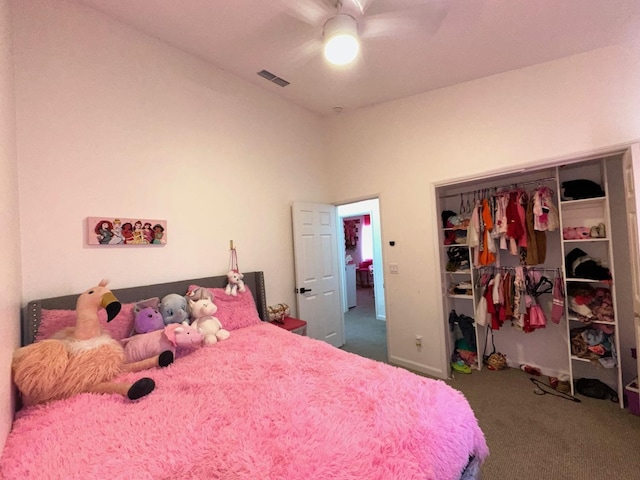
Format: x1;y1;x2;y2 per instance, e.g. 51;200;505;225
277;0;450;66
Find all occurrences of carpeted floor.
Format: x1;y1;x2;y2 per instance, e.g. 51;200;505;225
339;289;640;479
447;366;640;480
340;286;387;363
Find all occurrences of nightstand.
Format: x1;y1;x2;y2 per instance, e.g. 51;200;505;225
272;317;307;336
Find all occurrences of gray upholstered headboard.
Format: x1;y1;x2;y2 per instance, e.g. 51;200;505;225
22;271;268;346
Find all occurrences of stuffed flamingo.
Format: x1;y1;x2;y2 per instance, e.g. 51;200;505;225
12;280;174;407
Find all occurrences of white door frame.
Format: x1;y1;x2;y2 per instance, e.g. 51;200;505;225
337;198;386;320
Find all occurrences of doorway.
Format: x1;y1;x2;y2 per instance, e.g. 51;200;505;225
337;199;388;362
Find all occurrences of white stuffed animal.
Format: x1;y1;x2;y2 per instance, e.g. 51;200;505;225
225;269;246;296
186;287;230;345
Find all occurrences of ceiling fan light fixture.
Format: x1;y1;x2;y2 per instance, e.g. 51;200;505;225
323;14;359;66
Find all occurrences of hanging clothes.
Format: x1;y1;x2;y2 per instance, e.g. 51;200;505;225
533;186;560;232
500;271;513;322
483;276;502;330
551;271;565;324
495;193;510;251
511;266;527;330
505;191;524;255
468;201;480;249
525;195;547;265
479;199;496;265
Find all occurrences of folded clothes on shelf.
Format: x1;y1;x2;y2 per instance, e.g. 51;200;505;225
567;283;614;323
565;248;612;280
570;325;617;368
449;281;472;296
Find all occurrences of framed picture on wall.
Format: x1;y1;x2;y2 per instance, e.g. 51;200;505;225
87;217;167;246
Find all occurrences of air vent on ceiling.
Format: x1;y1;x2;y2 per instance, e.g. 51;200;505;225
257;69;290;87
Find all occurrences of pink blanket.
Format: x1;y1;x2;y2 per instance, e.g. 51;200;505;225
1;323;488;479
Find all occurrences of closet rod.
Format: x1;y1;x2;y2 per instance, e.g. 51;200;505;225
476;265;561;272
439;176;557;200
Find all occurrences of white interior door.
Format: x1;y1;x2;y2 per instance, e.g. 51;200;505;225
292;201;344;347
622;143;640;382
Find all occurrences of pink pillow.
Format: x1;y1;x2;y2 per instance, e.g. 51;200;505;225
187;285;262;331
36;303;135;342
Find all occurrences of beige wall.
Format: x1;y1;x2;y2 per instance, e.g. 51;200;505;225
326;42;640;376
0;0;21;454
12;0;329;302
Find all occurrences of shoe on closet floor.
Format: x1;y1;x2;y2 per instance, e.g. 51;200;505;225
451;360;472;374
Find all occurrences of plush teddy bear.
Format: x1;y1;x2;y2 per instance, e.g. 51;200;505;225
130;297;163;335
225;269;246;296
158;293;190;325
133;306;165;334
186;287;230;345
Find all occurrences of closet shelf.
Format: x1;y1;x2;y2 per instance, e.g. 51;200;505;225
565;277;612;284
563;238;608;243
448;294;473;299
442;227;468;231
560;197;606;207
448;270;472;275
442;243;468;248
567;316;615;326
571;356;594;363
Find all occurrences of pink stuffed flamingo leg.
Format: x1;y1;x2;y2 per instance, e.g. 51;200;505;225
123;351;174;372
85;378;156;400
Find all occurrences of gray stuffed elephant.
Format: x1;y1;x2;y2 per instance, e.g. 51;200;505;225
159;293;190;325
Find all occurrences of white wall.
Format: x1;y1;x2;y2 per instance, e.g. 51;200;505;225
12;0;329;304
0;0;21;454
326;42;640;377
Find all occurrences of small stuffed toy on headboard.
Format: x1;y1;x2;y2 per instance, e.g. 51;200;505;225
224;245;246;296
225;270;246;297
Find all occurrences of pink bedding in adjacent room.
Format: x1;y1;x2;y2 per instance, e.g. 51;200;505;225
1;322;488;479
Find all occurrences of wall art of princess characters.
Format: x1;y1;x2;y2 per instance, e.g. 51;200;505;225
87;217;167;246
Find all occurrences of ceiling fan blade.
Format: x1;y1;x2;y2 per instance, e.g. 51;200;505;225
359;1;450;38
275;0;335;26
285;36;325;70
347;0;375;15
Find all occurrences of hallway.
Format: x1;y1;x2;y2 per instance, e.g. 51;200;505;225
340;286;388;363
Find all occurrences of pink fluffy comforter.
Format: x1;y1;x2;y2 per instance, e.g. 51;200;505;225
1;323;488;479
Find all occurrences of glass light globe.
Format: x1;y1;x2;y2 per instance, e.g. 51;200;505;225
324;33;360;66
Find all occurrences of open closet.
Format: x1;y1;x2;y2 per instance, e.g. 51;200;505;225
436;147;640;410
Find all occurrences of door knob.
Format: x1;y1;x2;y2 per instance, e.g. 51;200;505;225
297;287;312;294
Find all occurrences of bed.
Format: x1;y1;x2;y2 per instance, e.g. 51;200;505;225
1;271;488;479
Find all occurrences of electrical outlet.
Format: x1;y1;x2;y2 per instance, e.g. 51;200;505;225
389;263;399;274
415;335;422;347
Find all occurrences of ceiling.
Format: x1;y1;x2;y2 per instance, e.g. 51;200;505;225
76;0;640;116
